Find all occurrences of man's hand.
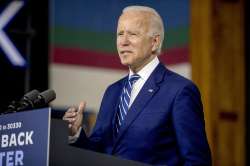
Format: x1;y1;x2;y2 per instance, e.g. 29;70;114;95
62;101;86;136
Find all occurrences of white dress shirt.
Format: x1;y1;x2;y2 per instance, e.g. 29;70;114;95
128;56;159;108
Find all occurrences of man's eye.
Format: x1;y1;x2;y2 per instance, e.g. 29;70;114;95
117;33;123;36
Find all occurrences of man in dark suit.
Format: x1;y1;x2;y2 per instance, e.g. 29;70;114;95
63;6;211;165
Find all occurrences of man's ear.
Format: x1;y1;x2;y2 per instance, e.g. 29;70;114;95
151;35;160;53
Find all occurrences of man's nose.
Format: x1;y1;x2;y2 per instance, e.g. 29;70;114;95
120;34;130;45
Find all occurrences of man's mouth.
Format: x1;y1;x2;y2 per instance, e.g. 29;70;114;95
120;50;133;54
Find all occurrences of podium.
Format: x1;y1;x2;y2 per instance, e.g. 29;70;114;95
0;108;148;166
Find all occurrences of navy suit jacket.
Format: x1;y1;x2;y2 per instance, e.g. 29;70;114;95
73;63;211;165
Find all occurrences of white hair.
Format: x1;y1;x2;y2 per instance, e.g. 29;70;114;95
122;6;165;55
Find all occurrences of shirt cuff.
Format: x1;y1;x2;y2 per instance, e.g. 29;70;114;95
68;127;82;144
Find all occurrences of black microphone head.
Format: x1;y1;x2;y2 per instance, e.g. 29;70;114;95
7;89;40;113
39;89;56;104
23;89;40;102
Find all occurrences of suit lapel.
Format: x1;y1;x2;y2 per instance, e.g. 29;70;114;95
112;63;166;151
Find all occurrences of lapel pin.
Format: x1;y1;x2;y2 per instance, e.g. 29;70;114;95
148;89;154;93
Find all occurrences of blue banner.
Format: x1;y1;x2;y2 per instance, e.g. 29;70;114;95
0;108;51;166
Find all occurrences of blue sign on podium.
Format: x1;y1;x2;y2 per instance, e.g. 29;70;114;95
0;108;51;166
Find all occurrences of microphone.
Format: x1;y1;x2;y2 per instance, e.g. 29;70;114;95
6;89;40;113
4;89;56;114
33;89;56;108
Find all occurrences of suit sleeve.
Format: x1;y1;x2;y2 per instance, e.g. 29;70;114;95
172;83;212;166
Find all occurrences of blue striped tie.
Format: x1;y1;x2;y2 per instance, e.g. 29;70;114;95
115;74;140;134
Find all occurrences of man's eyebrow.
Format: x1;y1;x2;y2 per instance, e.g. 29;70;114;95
117;30;124;34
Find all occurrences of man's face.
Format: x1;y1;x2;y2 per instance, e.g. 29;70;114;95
117;11;157;72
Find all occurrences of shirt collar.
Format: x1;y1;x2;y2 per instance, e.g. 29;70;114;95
129;56;160;81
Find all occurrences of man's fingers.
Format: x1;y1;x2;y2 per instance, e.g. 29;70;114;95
63;117;76;123
63;111;77;119
78;101;86;114
63;102;85;133
63;106;78;118
67;107;77;113
62;102;85;125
